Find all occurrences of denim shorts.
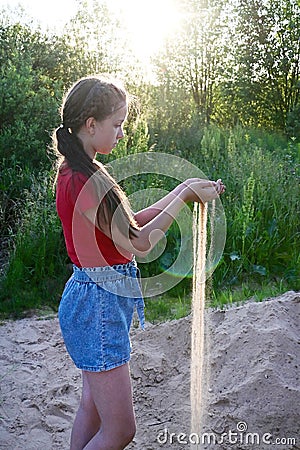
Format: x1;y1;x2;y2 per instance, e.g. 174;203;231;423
58;260;145;372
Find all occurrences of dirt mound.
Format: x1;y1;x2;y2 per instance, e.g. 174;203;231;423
0;291;299;449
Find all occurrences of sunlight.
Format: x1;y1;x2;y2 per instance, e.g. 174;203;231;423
112;0;183;60
0;0;77;30
0;0;183;67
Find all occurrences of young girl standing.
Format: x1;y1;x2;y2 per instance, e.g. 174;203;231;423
54;76;225;450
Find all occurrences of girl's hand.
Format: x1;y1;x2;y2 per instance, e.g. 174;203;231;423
182;178;226;203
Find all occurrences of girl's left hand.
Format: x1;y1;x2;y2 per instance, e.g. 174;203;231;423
215;178;226;195
182;178;226;203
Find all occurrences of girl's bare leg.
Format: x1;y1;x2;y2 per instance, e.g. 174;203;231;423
83;363;136;450
70;371;101;450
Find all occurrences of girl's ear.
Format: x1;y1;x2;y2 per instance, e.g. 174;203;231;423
85;117;97;135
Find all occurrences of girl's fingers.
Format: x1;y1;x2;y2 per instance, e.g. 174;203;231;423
215;179;226;195
186;178;225;202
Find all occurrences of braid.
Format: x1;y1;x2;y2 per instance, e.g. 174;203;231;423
55;125;93;173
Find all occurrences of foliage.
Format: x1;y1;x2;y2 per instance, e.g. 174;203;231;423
181;125;300;292
152;0;300;135
145;293;191;323
215;0;300;132
0;158;33;238
0;173;69;316
209;279;293;309
0;18;103;186
65;0;135;78
154;0;224;126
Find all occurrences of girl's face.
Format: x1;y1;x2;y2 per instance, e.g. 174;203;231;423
79;103;128;158
92;104;128;155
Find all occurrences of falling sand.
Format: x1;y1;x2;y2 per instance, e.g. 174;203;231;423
190;202;208;446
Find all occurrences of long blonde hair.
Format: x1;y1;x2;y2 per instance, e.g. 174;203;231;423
54;76;139;237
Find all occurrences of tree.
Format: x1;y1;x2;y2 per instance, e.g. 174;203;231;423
153;0;224;126
220;0;300;131
64;0;137;80
0;23;64;168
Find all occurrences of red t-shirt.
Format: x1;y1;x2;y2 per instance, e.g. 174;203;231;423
56;165;132;267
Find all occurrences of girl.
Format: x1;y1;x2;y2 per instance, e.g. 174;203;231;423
54;75;225;450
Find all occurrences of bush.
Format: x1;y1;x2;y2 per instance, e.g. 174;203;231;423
0;171;69;316
152;124;300;294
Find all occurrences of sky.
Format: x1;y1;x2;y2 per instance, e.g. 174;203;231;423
0;0;183;61
0;0;78;30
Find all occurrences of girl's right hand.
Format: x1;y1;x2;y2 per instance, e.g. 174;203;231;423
182;178;225;203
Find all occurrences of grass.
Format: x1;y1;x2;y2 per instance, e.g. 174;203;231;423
0;172;70;318
0;124;299;320
144;293;192;323
143;278;295;324
208;279;295;310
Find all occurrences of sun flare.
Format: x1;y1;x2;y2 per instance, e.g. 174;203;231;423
1;0;183;68
114;0;183;60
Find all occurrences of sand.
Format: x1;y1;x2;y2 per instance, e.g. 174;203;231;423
0;290;299;450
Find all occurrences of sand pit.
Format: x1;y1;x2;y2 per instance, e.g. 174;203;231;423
0;291;299;449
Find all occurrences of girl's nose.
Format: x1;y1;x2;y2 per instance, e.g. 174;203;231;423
117;128;124;140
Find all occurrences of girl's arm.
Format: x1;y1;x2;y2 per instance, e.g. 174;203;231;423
134;178;224;226
83;178;225;258
133;183;186;226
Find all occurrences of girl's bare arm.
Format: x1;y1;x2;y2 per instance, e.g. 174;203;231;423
83;178;225;258
133;183;186;226
134;178;225;226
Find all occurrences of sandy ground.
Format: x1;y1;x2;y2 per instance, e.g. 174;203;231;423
0;291;299;450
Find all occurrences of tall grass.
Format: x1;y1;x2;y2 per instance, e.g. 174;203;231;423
0;172;69;316
0;123;299;318
151;123;300;305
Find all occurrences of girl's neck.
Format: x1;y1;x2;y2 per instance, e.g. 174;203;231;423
60;158;68;169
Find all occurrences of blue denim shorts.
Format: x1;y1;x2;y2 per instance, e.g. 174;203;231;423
58;260;145;372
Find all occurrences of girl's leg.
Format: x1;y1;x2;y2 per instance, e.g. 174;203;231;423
83;363;136;450
70;371;101;450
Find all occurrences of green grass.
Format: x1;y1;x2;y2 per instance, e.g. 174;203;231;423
0;172;70;318
143;278;295;324
0;124;299;320
208;279;295;310
144;293;192;323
